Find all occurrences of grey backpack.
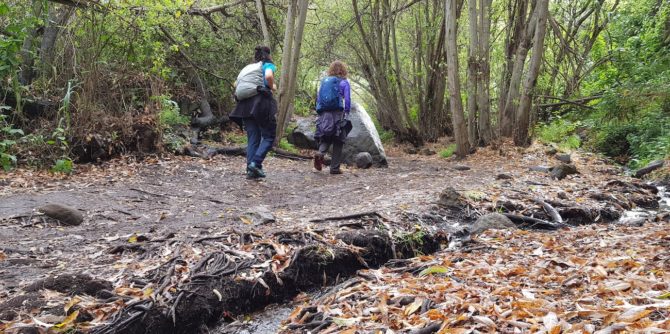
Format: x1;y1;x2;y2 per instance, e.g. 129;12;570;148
235;61;264;100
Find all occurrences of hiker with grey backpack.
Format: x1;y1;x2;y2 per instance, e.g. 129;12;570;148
230;46;278;179
313;60;352;174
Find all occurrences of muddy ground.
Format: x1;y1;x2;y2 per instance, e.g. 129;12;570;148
0;144;666;333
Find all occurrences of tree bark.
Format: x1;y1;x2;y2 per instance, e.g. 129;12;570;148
254;0;271;46
19;1;44;86
476;0;493;145
501;0;537;137
446;0;469;157
40;5;74;77
275;0;309;145
467;0;479;148
514;0;549;146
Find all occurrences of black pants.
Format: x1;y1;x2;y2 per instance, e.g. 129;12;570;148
318;139;343;171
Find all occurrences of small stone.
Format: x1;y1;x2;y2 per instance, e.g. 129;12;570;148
555;153;572;163
37;204;84;226
496;173;513;180
453;165;471;171
529;166;552;173
354;152;373;169
438;187;466;208
550;163;578;180
243;206;275;225
469;213;516;235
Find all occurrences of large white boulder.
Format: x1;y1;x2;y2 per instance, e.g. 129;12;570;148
343;103;388;167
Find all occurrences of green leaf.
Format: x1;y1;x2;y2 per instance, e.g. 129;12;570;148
658;291;670;300
0;4;10;16
419;266;449;277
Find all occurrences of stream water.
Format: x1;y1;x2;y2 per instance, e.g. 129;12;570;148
212;186;670;334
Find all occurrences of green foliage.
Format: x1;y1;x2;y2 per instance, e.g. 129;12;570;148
224;132;247;145
0;112;23;171
535;119;581;151
439;144;457;158
51;158;74;174
157;96;188;128
277;138;298;154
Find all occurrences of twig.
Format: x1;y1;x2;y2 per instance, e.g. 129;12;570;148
310;211;382;223
503;213;561;230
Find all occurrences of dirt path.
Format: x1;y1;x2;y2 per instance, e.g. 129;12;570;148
0;152;484;297
2;145;664;333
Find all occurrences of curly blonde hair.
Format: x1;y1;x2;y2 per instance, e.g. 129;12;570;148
327;60;348;78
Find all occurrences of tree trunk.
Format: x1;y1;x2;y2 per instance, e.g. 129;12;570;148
19;1;44;86
497;0;526;136
254;0;271;46
501;1;537;137
40;5;74;77
446;0;469;158
514;0;549;146
476;0;493;145
467;0;479;148
275;0;309;145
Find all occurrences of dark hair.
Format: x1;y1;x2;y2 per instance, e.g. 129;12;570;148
327;60;348;78
254;45;272;63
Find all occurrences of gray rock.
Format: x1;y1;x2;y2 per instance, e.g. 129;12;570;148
287;119;318;150
37;204;83;226
551;163;578;180
453;165;471;171
634;160;664;178
469;213;516;235
529;166;552;173
555;153;572;163
243;206;275;225
342;103;388;167
438;187;466;208
354;152;373;169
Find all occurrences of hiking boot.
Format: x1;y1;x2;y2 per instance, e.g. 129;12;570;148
313;153;324;171
248;162;266;178
329;168;343;175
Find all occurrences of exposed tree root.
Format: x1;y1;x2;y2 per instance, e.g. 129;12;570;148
89;229;446;334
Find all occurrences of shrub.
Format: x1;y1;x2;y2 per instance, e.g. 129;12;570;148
0;112;23;171
439;144;457;158
157;96;188;128
535;119;581;151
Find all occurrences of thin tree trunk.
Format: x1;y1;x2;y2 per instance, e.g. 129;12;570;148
19;1;44;85
40;5;74;77
276;0;298;144
446;0;469;157
254;0;271;46
514;0;549;146
275;0;309;144
501;1;537;137
467;0;479;148
497;0;525;136
477;0;493;145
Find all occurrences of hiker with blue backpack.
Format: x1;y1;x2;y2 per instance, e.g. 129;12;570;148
313;60;352;174
229;46;278;179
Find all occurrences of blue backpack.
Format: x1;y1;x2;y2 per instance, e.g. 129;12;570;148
316;76;343;113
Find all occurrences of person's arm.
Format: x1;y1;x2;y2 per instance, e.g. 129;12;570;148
265;68;275;91
341;79;351;114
